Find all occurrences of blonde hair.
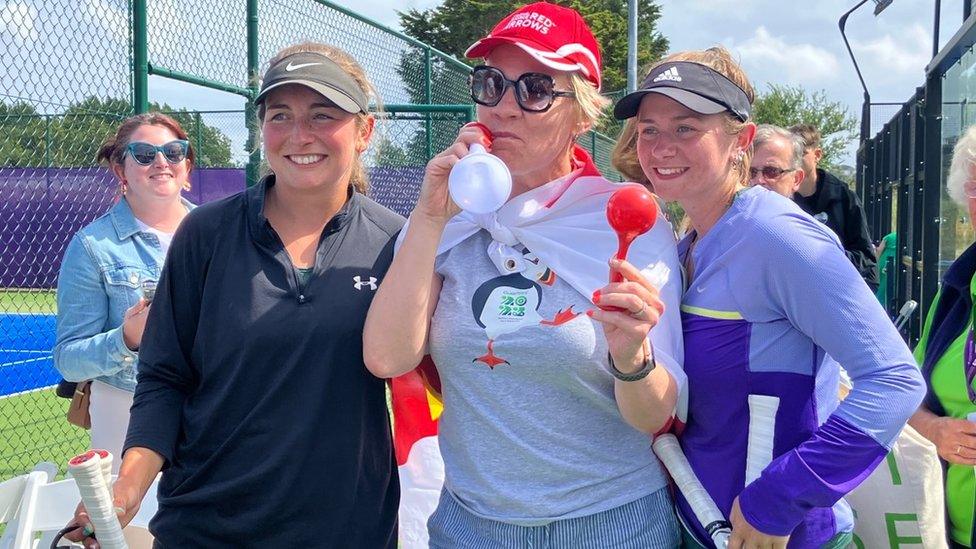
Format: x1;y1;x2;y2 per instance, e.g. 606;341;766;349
612;46;755;189
258;42;380;194
570;73;610;130
947;125;976;207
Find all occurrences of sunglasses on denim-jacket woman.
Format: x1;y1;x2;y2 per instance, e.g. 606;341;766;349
124;140;190;166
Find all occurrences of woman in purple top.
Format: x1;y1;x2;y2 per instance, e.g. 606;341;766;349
612;47;925;549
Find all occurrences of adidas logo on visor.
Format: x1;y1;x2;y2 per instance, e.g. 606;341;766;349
653;67;682;83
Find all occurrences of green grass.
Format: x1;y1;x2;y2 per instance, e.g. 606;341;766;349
0;289;57;314
0;389;89;481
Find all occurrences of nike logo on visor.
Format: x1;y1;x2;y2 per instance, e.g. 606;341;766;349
285;62;321;71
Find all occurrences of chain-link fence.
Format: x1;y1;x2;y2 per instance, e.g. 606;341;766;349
0;0;623;482
867;102;908;138
1;0;133;480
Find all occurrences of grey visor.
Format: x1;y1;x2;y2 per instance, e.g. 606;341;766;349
255;52;368;114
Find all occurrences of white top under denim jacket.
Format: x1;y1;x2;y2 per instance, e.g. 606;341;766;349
54;196;194;392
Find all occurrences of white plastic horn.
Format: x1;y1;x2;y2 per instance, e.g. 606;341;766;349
448;143;512;215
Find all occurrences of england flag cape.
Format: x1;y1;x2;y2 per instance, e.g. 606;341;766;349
391;147;687;548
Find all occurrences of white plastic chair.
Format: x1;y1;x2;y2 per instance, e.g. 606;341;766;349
0;474;29;527
0;469;158;549
0;470;50;549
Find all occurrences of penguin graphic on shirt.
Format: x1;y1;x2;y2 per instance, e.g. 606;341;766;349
470;250;581;368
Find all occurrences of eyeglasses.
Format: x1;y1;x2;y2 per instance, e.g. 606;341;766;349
124;140;189;166
469;65;575;113
749;166;795;180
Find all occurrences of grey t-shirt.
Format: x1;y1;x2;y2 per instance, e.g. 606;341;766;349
430;230;669;524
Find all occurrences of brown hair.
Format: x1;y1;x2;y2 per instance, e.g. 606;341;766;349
259;42;379;194
789;123;821;150
612;46;755;188
97;113;195;191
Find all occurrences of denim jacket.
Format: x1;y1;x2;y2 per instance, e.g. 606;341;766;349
54;197;194;391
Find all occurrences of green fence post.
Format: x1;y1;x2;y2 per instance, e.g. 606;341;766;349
44;114;50;168
245;0;260;186
195;112;203;167
425;47;433;160
132;0;148;113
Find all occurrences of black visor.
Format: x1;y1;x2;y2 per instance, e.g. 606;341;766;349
613;61;751;122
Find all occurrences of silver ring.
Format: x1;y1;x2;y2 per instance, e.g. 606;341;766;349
956;445;962;455
630;301;647;319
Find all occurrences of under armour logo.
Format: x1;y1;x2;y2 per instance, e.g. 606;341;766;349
353;275;377;291
653;67;682;83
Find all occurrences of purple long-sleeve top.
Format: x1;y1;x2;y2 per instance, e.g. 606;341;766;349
676;186;924;548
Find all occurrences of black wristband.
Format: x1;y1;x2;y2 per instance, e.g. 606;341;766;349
607;345;656;382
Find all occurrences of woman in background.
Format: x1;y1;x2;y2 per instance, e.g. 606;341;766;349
54;113;194;469
910;124;976;549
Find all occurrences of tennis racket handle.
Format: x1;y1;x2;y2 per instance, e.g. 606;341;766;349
653;434;731;547
69;451;128;549
92;448;113;489
745;395;779;486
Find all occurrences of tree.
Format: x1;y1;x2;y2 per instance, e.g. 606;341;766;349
393;0;669;157
0;97;235;168
752;84;858;174
399;0;668;95
0;101;47;167
155;103;234;168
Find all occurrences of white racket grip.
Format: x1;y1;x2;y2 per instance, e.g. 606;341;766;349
653;434;731;548
93;448;113;490
745;395;779;486
69;451;128;549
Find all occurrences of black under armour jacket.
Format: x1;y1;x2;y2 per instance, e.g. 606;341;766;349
125;175;403;548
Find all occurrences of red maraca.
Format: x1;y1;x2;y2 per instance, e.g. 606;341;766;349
605;187;658;313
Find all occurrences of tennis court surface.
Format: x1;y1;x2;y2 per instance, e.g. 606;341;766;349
0;313;57;396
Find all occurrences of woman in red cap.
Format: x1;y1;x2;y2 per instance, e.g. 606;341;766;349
366;3;684;547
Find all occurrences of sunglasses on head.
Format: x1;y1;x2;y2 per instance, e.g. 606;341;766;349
469;65;575;113
124;140;189;166
749;166;794;180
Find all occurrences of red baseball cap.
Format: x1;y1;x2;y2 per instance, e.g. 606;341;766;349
464;2;602;90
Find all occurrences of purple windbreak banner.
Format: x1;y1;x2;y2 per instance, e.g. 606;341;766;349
0;166;424;288
0;168;245;289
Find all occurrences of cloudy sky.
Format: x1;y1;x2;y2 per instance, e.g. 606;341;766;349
331;0;964;165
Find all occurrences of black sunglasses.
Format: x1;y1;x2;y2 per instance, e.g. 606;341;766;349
749;166;795;180
125;140;189;166
469;65;575;113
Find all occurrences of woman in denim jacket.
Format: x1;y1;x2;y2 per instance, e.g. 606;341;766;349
54;113;194;468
